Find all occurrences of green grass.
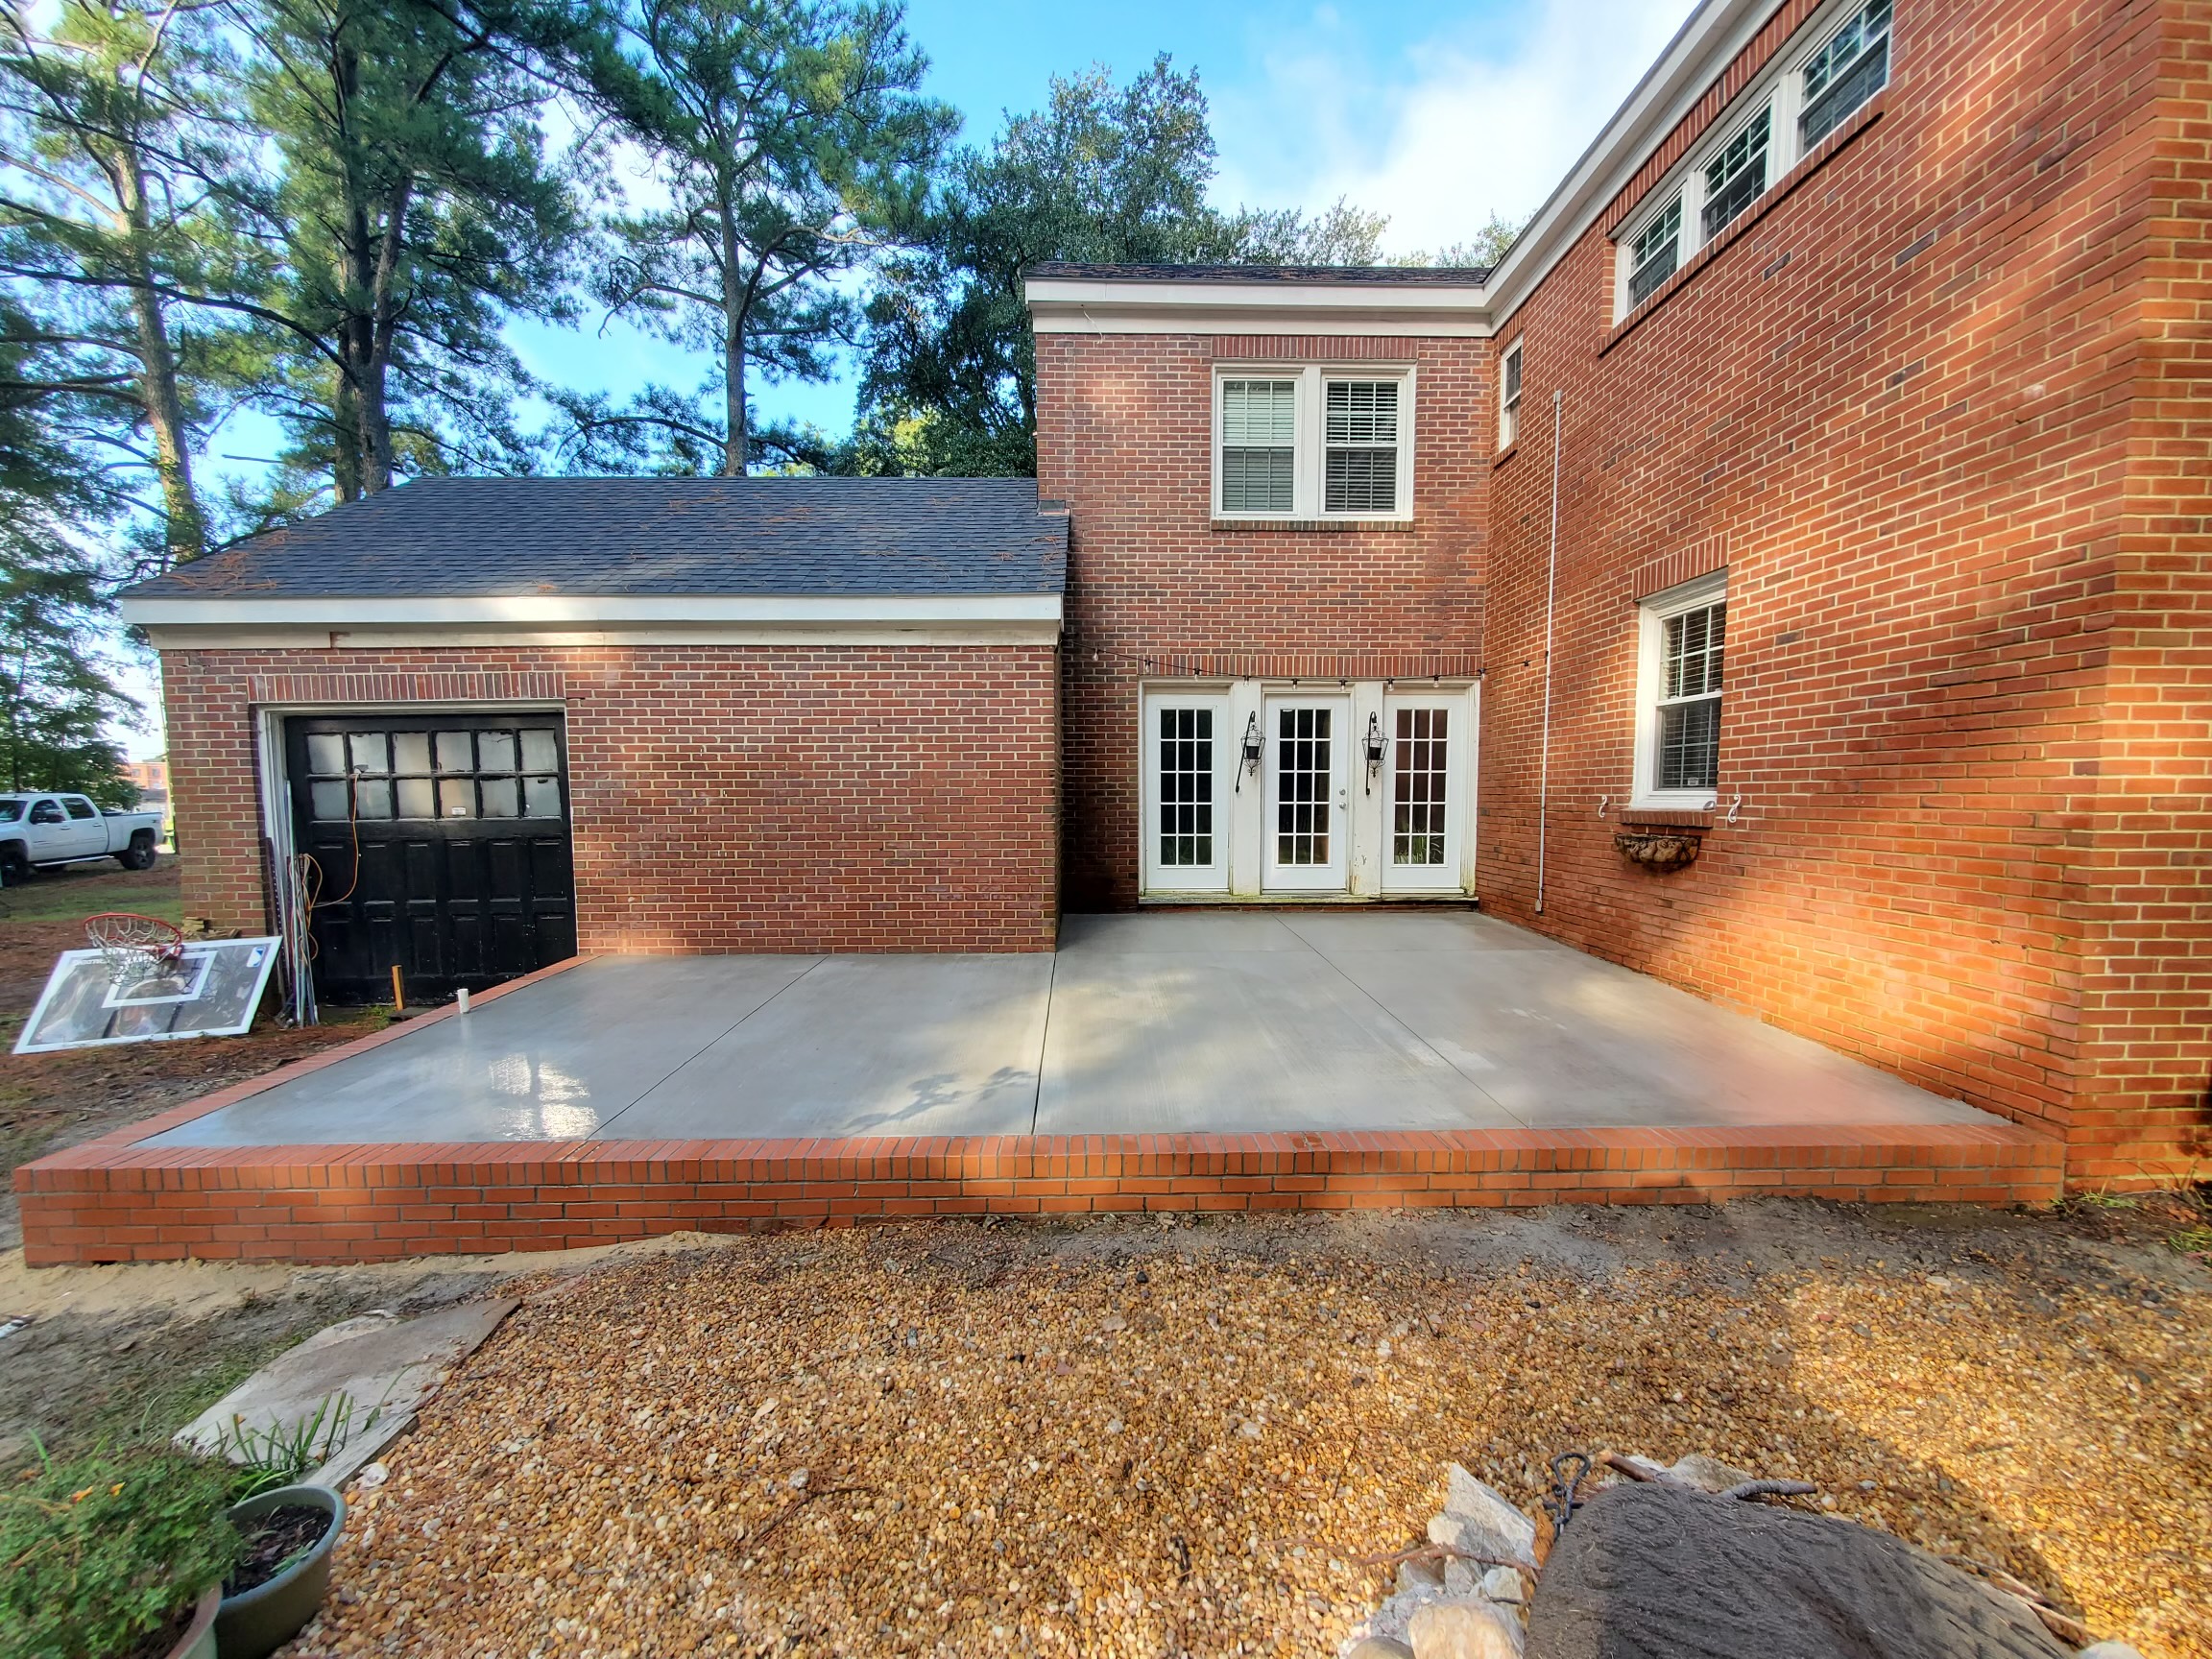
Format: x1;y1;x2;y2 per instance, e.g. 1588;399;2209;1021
0;884;181;926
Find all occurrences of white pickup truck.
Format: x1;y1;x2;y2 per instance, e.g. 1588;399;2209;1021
0;793;164;883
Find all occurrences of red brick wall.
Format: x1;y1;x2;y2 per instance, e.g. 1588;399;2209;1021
1035;333;1491;908
160;644;1060;955
1476;0;2206;1176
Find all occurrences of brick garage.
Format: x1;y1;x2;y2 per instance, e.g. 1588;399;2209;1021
162;646;1060;957
127;478;1068;986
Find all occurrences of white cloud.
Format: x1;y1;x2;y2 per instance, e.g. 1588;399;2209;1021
1212;0;1699;254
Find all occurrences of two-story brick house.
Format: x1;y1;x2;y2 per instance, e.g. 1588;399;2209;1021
126;0;2206;1186
1026;0;2208;1186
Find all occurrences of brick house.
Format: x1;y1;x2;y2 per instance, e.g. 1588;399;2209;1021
125;0;2207;1184
1025;0;2208;1187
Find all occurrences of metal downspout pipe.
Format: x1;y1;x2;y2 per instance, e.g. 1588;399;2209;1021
1535;387;1563;916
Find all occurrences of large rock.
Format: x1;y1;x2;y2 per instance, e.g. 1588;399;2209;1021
1431;1464;1540;1570
1410;1599;1526;1659
1527;1484;2070;1659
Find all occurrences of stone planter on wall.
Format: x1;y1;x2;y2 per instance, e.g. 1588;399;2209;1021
1613;830;1703;872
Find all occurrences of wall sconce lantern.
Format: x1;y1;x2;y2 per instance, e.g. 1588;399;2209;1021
1363;711;1386;793
1235;711;1263;792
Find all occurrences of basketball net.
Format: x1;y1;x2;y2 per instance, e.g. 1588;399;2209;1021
84;912;188;989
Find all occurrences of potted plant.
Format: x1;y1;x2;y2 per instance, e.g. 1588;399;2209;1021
0;1441;241;1659
214;1482;347;1659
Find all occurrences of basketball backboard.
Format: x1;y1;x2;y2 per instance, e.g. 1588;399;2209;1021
13;936;282;1054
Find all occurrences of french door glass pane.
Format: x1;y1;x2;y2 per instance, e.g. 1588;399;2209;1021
393;733;433;774
1157;708;1214;868
397;778;436;819
1392;708;1449;866
434;731;474;773
1275;707;1333;866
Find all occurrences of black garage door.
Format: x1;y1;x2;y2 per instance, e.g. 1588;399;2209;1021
285;714;576;1004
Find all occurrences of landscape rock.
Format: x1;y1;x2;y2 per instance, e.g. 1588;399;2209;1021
2074;1647;2147;1659
1398;1557;1445;1595
1479;1566;1526;1604
1445;1464;1541;1559
1346;1641;1416;1659
1408;1599;1526;1659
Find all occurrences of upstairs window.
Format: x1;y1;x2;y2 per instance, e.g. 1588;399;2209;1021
1626;198;1681;309
1219;378;1296;515
1499;339;1523;449
1700;106;1770;240
1214;366;1412;519
1324;380;1399;513
1801;0;1891;146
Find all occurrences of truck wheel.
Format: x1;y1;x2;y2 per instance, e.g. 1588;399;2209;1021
0;845;28;885
116;834;157;872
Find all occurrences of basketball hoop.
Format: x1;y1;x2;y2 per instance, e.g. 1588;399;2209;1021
84;912;188;989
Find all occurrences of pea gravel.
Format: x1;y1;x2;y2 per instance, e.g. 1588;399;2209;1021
288;1209;2210;1659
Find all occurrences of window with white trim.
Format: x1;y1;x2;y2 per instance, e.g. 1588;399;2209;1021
1213;366;1413;520
1324;380;1399;513
1700;106;1770;241
1632;573;1726;808
1801;0;1891;146
1499;339;1523;449
1610;0;1897;322
1625;197;1681;309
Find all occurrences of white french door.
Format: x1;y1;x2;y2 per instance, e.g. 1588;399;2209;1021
1140;692;1231;893
1382;695;1466;892
1262;696;1350;891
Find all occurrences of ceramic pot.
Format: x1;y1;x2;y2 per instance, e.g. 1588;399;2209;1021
216;1484;346;1659
167;1587;222;1659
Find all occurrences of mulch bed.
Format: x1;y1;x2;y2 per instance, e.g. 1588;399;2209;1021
302;1217;2210;1658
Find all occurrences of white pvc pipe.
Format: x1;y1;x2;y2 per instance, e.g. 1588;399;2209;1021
1536;386;1564;916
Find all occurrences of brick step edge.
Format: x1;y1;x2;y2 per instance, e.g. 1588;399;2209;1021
16;1123;2064;1266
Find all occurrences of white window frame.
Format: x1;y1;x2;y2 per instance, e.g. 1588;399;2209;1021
1213;365;1416;523
1498;338;1523;450
1631;571;1727;811
1611;0;1894;323
1140;687;1233;894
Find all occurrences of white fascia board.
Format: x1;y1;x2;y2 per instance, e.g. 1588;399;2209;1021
1482;0;1776;329
121;591;1063;629
1026;278;1491;338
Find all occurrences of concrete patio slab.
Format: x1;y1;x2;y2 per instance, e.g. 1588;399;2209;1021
138;908;1996;1149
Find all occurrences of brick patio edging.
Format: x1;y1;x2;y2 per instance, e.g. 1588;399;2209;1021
17;1122;2064;1266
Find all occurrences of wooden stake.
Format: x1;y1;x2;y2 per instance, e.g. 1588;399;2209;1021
390;964;404;1011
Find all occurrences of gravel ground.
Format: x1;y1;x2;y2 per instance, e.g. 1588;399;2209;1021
289;1203;2211;1659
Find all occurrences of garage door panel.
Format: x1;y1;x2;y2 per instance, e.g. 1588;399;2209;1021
287;713;575;1004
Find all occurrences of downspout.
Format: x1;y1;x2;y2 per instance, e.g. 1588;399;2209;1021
1535;386;1564;916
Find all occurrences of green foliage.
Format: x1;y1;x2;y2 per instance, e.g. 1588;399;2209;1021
559;0;954;475
855;58;1401;477
0;1441;241;1659
240;0;601;502
0;299;138;799
211;1392;382;1500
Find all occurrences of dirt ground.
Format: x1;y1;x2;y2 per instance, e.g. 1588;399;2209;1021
1;865;2206;1658
0;856;381;1248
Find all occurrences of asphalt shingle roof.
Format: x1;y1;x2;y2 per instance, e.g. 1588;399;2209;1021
1025;261;1493;285
128;477;1068;600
